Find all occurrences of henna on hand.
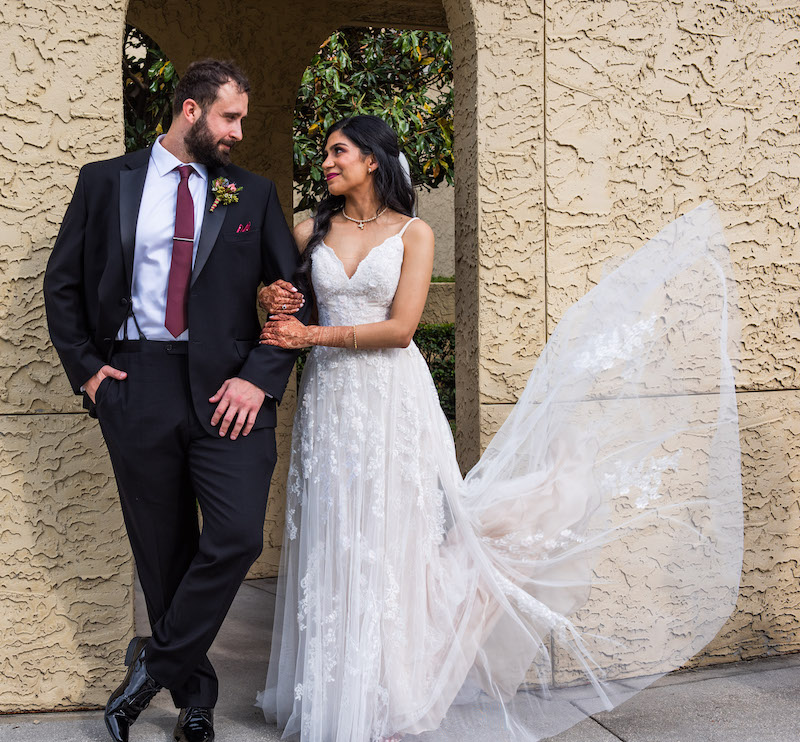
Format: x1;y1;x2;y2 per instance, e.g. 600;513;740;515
260;317;351;350
258;280;305;315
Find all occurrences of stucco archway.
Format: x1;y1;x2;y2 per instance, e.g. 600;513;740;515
3;0;798;714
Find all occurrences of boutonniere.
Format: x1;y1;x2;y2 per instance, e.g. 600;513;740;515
210;177;243;212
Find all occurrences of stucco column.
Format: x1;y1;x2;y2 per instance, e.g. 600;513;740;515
0;0;132;712
447;0;546;471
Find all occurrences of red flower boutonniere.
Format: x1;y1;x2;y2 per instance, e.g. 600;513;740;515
210;177;243;212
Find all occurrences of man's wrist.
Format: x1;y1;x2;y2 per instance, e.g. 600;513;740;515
81;368;100;393
236;376;272;400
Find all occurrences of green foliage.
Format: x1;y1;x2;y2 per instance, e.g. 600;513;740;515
296;347;310;382
122;26;453;205
413;323;455;422
123;25;178;152
294;27;453;212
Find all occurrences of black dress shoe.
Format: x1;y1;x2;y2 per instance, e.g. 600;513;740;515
104;636;163;742
174;706;215;742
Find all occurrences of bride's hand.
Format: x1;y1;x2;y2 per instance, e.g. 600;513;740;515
260;314;313;349
258;280;305;315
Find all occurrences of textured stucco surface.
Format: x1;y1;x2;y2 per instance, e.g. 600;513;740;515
451;0;546;470
456;0;800;683
0;414;131;711
417;183;455;277
481;389;800;676
2;0;799;714
544;0;800;391
0;0;134;713
694;391;800;666
0;0;126;414
537;0;800;675
420;282;455;324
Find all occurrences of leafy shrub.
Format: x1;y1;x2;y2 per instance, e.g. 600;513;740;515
294;27;453;212
414;323;455;422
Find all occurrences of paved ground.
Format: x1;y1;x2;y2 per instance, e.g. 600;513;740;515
2;579;799;742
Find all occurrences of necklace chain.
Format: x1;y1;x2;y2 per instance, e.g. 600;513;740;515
342;205;387;230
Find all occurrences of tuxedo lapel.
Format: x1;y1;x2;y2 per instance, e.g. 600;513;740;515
191;168;227;287
119;148;151;289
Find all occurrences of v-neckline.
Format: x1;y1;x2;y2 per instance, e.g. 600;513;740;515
321;232;401;282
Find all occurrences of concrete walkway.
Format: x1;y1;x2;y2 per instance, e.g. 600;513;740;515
2;579;799;742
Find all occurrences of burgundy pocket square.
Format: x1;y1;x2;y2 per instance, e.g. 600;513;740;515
236;222;252;233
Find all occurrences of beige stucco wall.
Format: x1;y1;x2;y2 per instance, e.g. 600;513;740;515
1;0;798;713
417;184;455;277
0;0;134;711
462;0;799;677
451;0;547;470
549;0;798;672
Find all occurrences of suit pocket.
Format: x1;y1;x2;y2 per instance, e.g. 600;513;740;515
83;392;98;419
223;229;261;245
95;376;112;406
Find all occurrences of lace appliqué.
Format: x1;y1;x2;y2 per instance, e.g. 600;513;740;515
601;451;682;509
574;315;658;378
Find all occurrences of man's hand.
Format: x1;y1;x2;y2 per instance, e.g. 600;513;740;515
209;377;266;439
84;365;128;403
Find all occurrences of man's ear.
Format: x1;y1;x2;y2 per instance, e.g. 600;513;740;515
182;98;202;124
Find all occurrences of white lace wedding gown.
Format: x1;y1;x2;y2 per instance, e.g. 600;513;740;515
258;203;742;742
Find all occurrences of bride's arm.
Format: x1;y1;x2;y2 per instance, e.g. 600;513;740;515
260;219;435;350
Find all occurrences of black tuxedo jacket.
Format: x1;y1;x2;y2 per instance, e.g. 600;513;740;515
44;147;307;434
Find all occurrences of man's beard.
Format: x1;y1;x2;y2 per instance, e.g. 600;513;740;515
184;112;235;168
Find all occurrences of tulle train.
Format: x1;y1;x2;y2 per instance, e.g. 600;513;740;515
258;201;742;742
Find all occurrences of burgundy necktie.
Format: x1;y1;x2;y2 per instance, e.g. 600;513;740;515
165;164;195;337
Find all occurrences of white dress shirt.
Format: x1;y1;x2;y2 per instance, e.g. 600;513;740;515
118;136;208;340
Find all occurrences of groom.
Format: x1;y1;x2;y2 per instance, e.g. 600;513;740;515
44;59;307;742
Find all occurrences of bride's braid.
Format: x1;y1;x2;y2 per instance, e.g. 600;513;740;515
295;116;416;302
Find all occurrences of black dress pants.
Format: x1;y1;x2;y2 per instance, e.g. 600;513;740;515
95;341;276;708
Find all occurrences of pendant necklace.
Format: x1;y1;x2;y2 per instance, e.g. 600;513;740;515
342;205;387;230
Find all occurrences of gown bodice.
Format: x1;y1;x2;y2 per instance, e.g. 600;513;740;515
311;233;406;327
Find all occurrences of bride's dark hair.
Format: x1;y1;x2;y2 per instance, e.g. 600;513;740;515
297;116;416;290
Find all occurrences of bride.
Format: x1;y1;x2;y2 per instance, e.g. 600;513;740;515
255;115;742;742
